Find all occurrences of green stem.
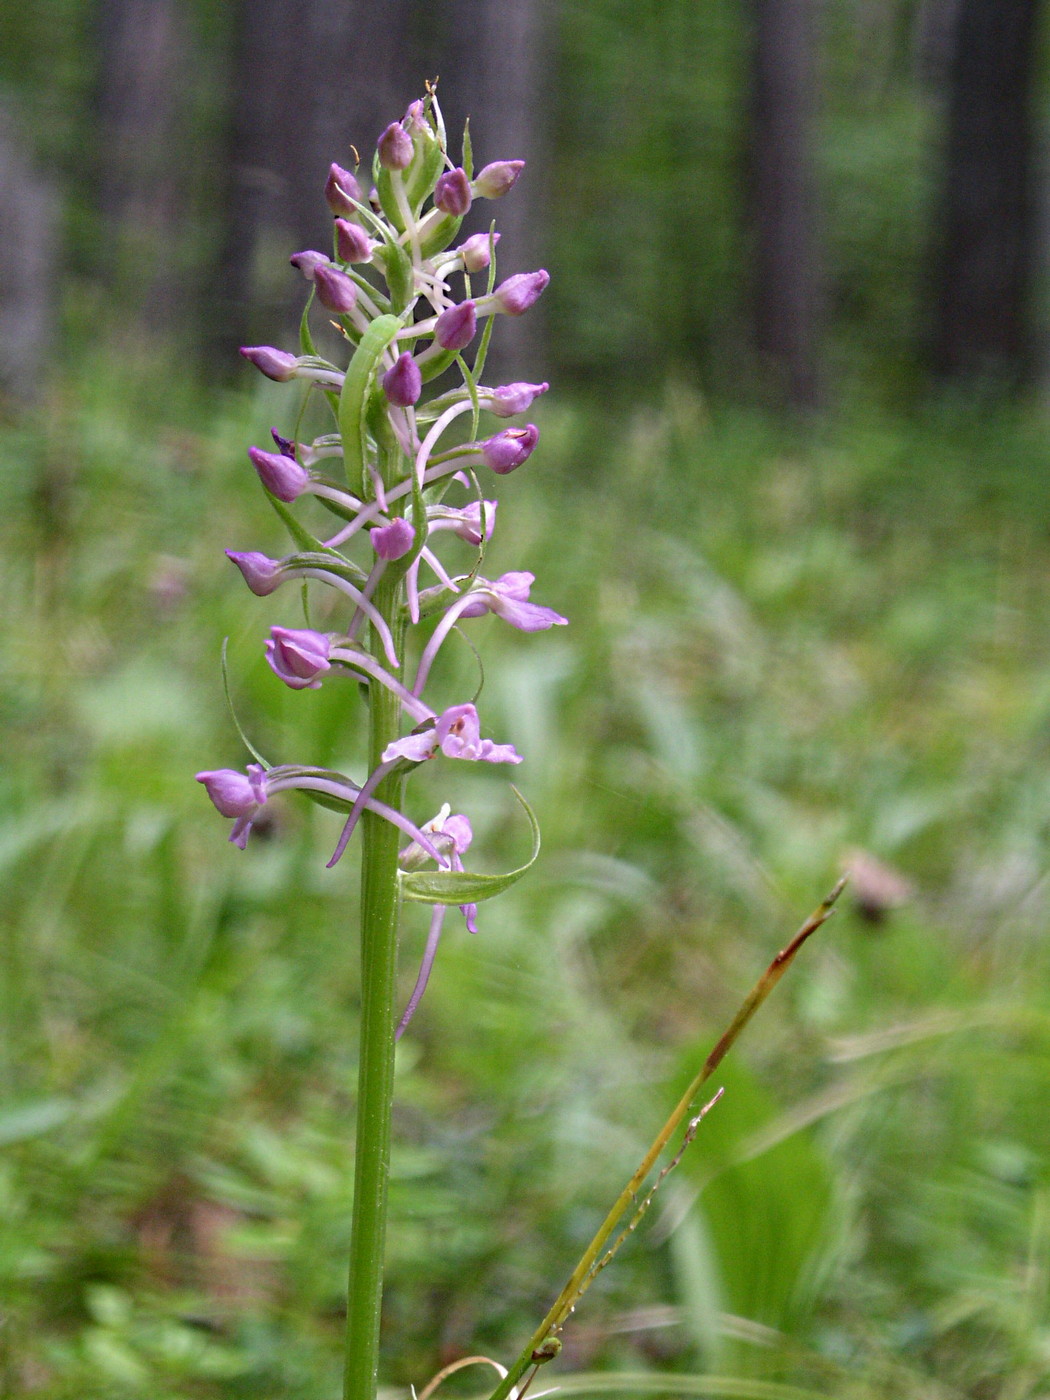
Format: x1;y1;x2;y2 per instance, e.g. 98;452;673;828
485;878;846;1400
344;567;407;1400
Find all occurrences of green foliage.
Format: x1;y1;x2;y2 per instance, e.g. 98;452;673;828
5;357;1050;1397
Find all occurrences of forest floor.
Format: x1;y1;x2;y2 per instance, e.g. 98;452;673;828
4;353;1050;1398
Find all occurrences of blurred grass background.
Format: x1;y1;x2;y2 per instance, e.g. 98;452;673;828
5;0;1050;1396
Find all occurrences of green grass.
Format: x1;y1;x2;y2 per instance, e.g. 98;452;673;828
4;354;1050;1398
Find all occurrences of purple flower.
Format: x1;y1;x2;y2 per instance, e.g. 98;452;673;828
459;232;499;272
382;703;522;765
378;121;413;171
490;270;549;316
483;382;549;417
226;550;282;595
371;517;416;560
196;764;268;848
472;160;525;199
459;573;568;631
240;346;298;381
480;424;539;474
335;218;373;264
313;265;357;315
325;163;361;217
265;627;332;689
248;446;310;502
427;500;498;545
382;351;422;408
270;429;296;458
434;168;472;217
289;249;330;281
435;300;476;352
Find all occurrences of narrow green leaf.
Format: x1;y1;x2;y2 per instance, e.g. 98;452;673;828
338;313;402;496
221;638;270;768
401;786;539;905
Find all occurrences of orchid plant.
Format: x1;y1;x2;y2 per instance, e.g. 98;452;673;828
196;89;840;1400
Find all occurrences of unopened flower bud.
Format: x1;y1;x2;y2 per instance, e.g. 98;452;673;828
313;264;357;314
325;163;361;217
226;550;282;595
334;218;373;264
248;446;310;502
480;424;539;474
492;270;549;316
435;299;476;352
240;346;298;381
382;351;422;408
371;517;416;560
378;121;413;171
434;168;472;217
265;626;331;690
459;231;499;273
485;381;549;416
289;249;329;281
472;160;525;199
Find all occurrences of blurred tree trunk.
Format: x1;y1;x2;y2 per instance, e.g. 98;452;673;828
747;0;824;411
930;0;1041;385
213;0;549;374
95;0;186;324
0;100;58;400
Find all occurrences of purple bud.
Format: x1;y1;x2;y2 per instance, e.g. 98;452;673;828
435;299;476;352
434;168;472;217
486;381;549;417
378;121;413;171
289;249;329;281
480;424;540;475
472;160;525;199
382;351;422;408
371;517;416;560
248;446;310;502
313;264;357;315
405;99;427;130
492;270;549;316
226;550;282;595
265;627;331;690
196;766;267;818
334;218;373;264
326;163;361;217
240;346;298;382
460;232;499;273
270;429;296;458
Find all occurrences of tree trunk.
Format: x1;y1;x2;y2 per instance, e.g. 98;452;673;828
930;0;1041;385
747;0;824;410
212;0;549;374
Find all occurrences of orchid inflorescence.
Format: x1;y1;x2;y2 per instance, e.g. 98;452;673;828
197;90;564;1038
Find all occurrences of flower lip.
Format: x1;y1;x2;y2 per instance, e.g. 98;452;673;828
458;571;568;632
266;627;332;689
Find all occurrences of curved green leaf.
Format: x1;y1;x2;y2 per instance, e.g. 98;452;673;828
338;313;402;495
400;786;539;906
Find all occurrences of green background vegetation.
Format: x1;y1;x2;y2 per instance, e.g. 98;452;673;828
3;2;1050;1397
